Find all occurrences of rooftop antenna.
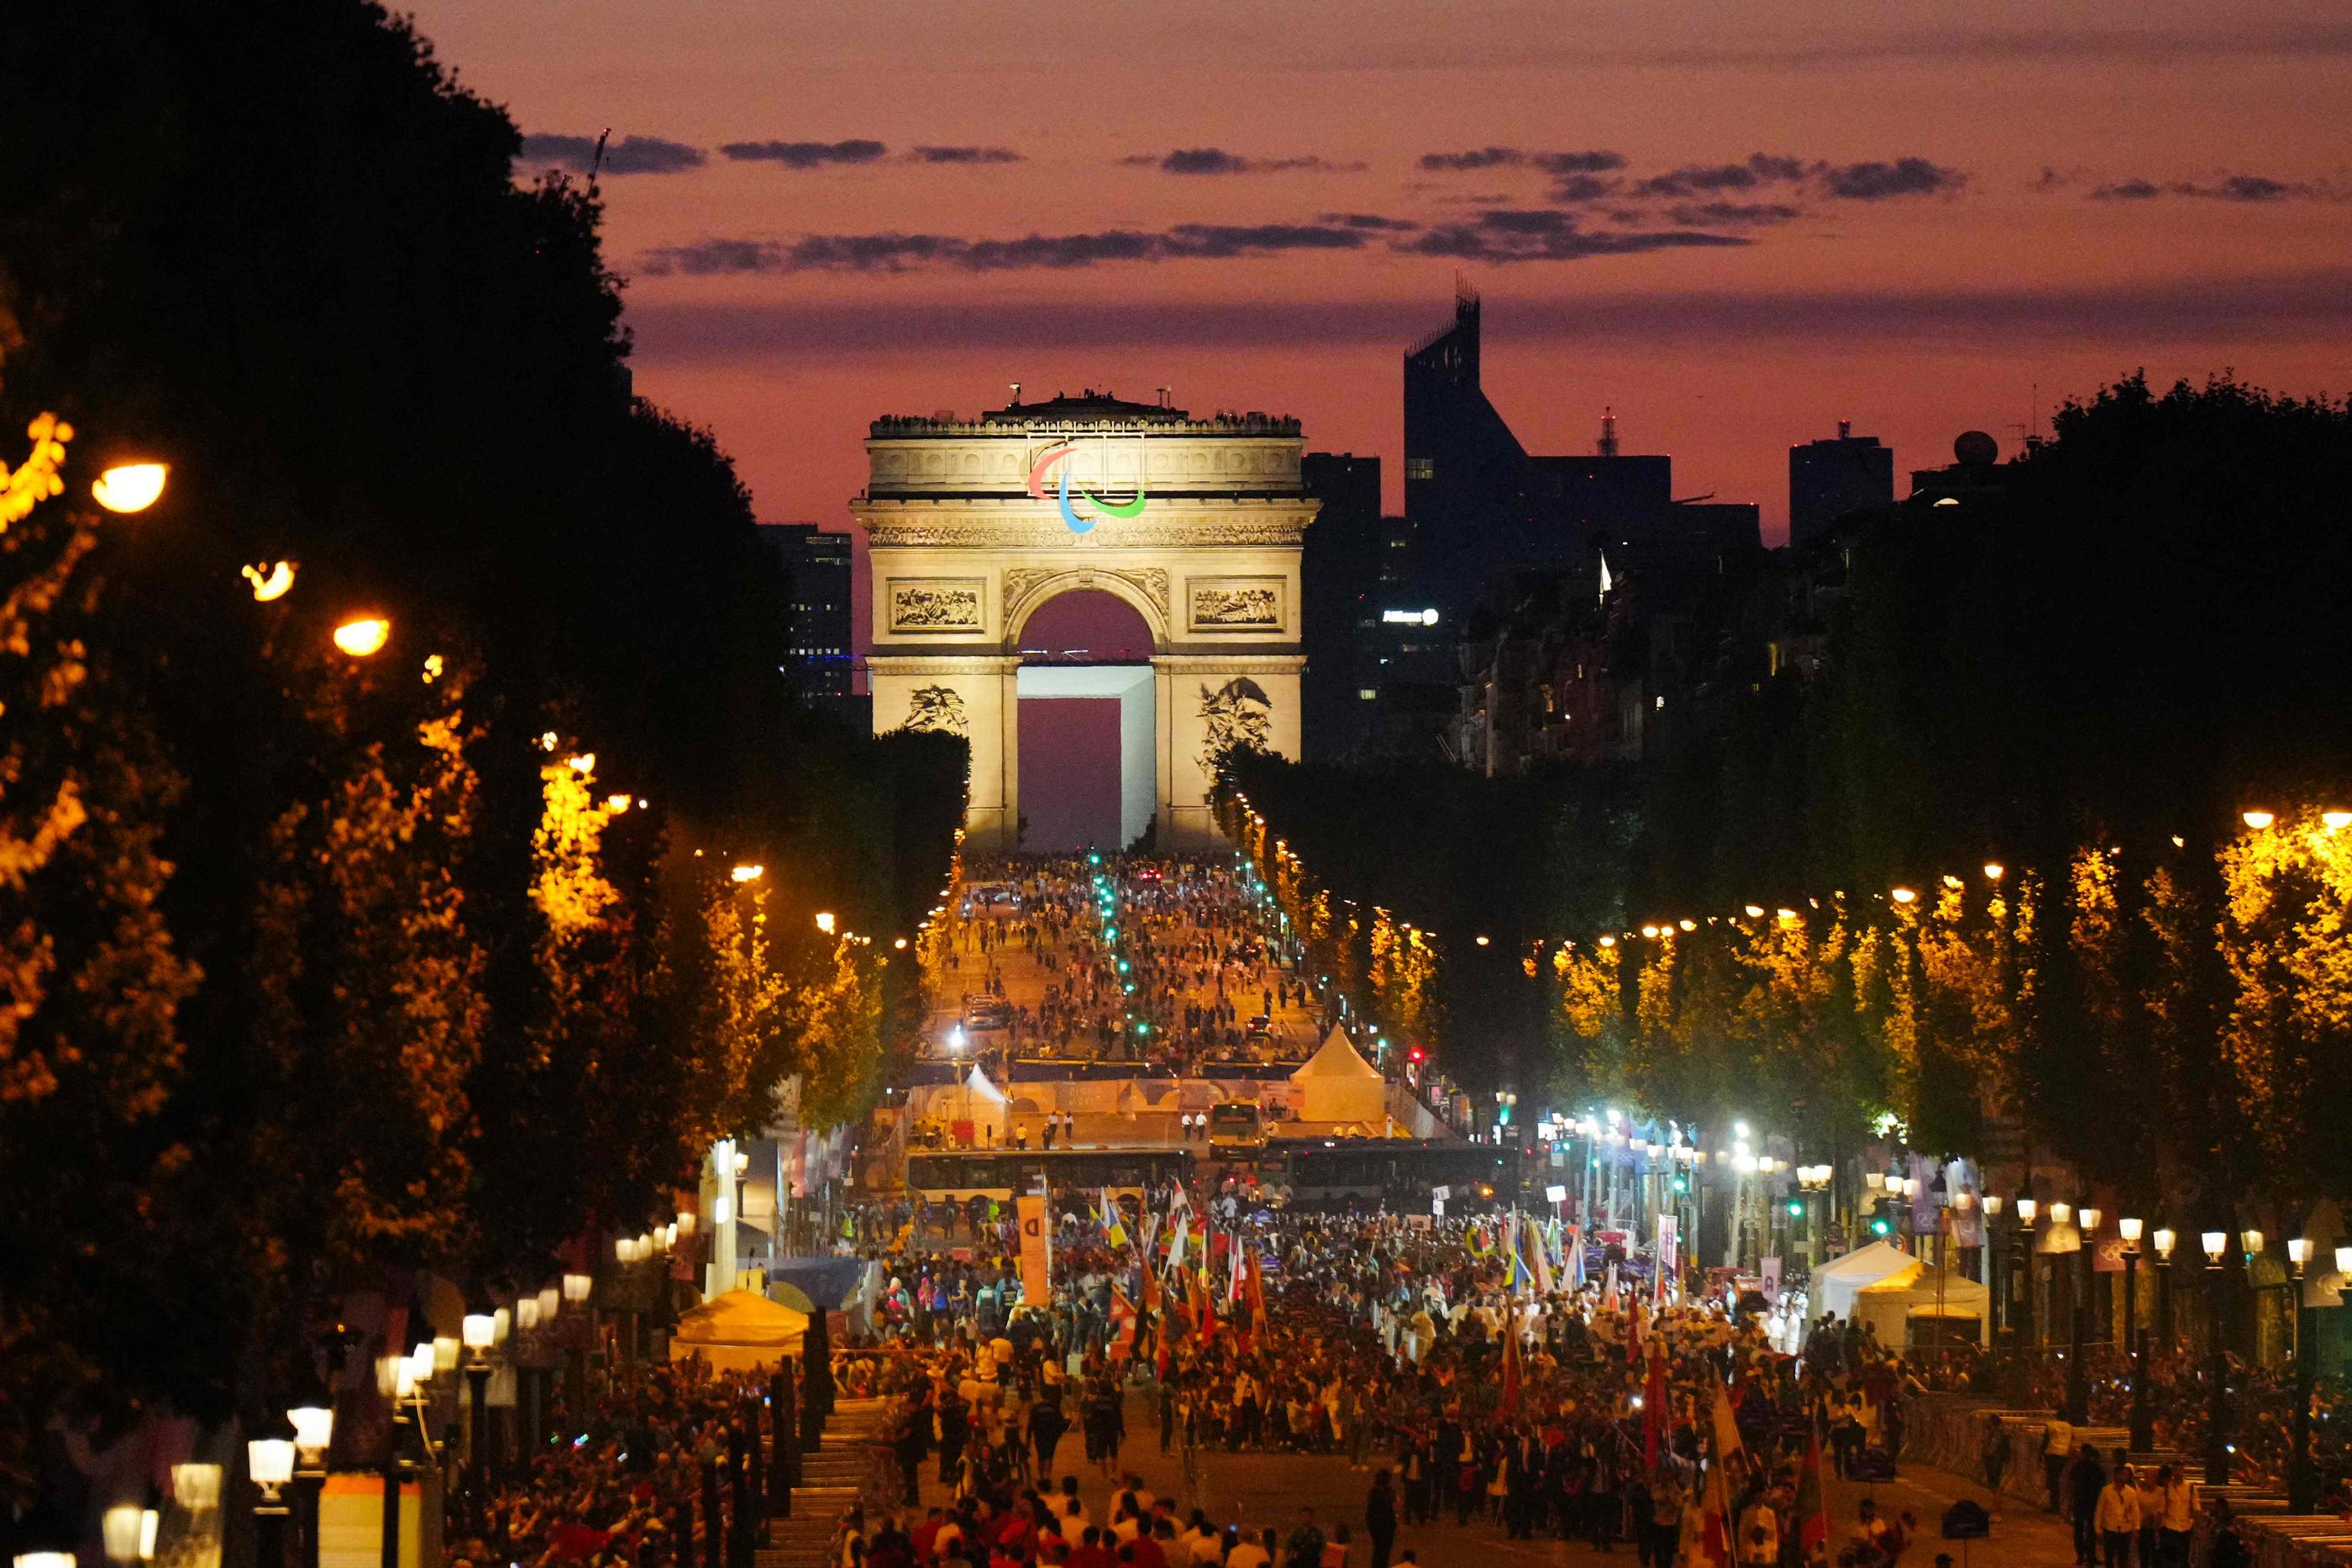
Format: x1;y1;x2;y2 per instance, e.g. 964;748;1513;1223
588;127;611;192
1598;406;1620;459
1157;385;1172;407
1009;382;1021;405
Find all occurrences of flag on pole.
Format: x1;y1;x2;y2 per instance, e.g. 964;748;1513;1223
1699;1433;1735;1568
1601;1262;1620;1315
1625;1297;1643;1365
1166;1212;1189;1275
1501;1303;1523;1413
1709;1382;1746;1476
1110;1282;1137;1359
1246;1251;1269;1339
1102;1186;1128;1248
1642;1342;1668;1466
1566;1224;1586;1288
1228;1234;1247;1305
1527;1216;1555;1295
1797;1429;1831;1555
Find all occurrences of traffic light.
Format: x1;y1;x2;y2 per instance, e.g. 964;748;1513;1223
1870;1215;1892;1236
1786;1198;1805;1217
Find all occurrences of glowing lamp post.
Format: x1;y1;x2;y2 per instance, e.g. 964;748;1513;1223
287;1404;335;1568
92;462;168;513
2118;1218;2151;1451
2287;1240;2318;1508
2203;1228;2231;1483
333;617;391;657
248;1439;296;1568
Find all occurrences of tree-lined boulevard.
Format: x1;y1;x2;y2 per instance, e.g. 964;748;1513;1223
9;4;2352;1568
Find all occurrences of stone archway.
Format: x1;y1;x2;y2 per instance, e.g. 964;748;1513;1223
858;391;1314;849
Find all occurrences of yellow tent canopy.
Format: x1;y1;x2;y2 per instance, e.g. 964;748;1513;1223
669;1288;807;1372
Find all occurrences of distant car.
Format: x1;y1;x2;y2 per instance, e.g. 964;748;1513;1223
1137;866;1163;884
962;994;1013;1031
1244;1014;1273;1038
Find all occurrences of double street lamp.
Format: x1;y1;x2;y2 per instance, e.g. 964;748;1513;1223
2119;1218;2151;1452
2202;1228;2234;1484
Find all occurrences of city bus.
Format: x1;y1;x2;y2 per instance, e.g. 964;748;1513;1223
1205;1099;1265;1152
905;1146;1193;1204
1237;1138;1521;1210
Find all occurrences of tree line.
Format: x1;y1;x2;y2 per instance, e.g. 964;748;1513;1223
1221;373;2352;1218
0;0;964;1500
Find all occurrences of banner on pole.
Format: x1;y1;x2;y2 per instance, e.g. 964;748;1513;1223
1016;1193;1053;1306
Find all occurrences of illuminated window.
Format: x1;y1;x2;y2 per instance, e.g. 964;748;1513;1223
1358;689;1378;700
1405;458;1433;480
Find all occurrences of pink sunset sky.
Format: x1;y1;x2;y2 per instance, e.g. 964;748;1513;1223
412;0;2352;607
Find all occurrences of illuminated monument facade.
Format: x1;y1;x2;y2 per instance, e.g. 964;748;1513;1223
858;392;1311;848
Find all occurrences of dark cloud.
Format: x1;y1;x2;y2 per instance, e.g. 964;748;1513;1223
1634;154;1809;197
1418;147;1624;174
1135;148;1364;174
2087;172;2337;202
719;139;889;169
517;133;706;176
1667;202;1804;227
1549;174;1621;203
640;222;1373;275
1535;151;1627;174
1820;156;1966;199
908;145;1023;165
1317;212;1421;231
1419;147;1528;171
627;265;2352;363
1399;209;1750;263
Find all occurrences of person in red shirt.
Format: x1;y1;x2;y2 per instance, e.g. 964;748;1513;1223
1068;1525;1116;1568
911;1508;944;1564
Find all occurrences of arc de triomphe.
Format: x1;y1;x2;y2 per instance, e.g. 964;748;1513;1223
858;392;1313;850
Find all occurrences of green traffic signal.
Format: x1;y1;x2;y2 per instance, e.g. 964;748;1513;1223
1870;1216;1892;1235
1786;1199;1804;1217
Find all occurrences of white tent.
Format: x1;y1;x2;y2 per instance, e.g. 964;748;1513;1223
1811;1239;1921;1322
1289;1028;1385;1125
1854;1259;1991;1348
953;1065;1007;1143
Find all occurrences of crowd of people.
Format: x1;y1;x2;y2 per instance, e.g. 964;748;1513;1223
810;1181;1974;1568
937;856;1318;1072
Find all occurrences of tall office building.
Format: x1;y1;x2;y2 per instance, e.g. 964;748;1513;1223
1403;286;1528;612
1788;422;1894;548
1299;452;1383;760
759;522;858;723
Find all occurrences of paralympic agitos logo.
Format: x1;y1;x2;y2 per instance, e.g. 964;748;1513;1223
1026;442;1148;534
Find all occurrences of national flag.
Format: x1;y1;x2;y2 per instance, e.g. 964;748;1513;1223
1140;1258;1163;1315
1228;1235;1246;1305
1245;1251;1269;1339
1796;1428;1831;1555
1166;1213;1189;1274
1625;1298;1643;1365
1527;1217;1555;1295
1566;1224;1586;1288
1110;1282;1137;1358
1500;1303;1523;1413
1642;1342;1668;1466
1102;1187;1128;1248
1709;1382;1746;1476
1505;1235;1528;1294
1600;1263;1620;1315
1699;1434;1735;1568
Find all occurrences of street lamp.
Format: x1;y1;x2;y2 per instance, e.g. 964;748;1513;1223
462;1313;496;1534
2014;1193;2039;1393
248;1439;296;1568
92;462;169;513
2058;1204;2097;1422
2202;1228;2231;1484
1983;1193;2006;1339
289;1405;335;1568
2288;1239;2317;1509
2120;1218;2150;1452
2154;1227;2178;1350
